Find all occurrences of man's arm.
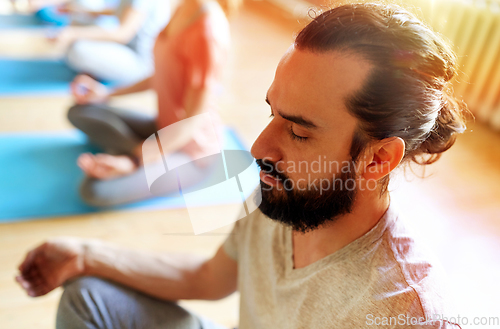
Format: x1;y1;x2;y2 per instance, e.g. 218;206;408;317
85;240;238;301
16;237;238;301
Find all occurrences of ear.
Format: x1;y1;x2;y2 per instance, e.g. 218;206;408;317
359;137;405;181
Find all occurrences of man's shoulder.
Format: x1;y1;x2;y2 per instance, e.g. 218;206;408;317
357;205;458;328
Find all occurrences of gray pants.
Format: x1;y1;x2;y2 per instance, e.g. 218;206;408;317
56;277;229;329
66;40;153;85
67;104;214;207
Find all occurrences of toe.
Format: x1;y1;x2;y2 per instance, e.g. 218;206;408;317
77;153;94;171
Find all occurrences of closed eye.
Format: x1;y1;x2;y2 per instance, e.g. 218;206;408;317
267;97;308;142
289;125;308;142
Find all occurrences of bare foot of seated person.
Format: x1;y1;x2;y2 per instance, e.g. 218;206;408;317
77;153;139;180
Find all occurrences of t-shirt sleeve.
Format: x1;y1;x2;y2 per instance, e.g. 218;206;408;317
223;210;244;261
223;225;238;261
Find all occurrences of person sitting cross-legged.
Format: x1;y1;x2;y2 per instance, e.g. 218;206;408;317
17;3;466;328
66;0;239;207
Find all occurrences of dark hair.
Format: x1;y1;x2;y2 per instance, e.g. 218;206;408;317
295;3;467;191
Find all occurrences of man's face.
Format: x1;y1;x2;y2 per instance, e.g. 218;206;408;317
251;47;373;232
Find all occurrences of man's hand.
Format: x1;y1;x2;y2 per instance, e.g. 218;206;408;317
16;237;87;297
71;74;110;105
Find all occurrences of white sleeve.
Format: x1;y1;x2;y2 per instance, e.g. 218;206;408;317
129;0;155;13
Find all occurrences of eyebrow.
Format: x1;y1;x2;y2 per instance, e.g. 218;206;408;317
265;96;319;130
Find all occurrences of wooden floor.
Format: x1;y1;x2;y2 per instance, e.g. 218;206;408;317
0;1;499;328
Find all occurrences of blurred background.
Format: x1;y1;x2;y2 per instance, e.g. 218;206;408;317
0;0;499;328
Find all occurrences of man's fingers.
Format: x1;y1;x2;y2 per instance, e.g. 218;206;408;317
20;268;45;286
16;274;53;297
18;268;39;282
16;275;36;292
16;275;30;289
17;265;45;286
27;280;52;297
18;246;42;273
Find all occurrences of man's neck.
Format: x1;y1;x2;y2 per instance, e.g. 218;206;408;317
291;190;390;269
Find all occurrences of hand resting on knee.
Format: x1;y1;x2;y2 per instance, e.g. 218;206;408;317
16;237;88;297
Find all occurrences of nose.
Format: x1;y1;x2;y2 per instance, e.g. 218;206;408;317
251;121;282;163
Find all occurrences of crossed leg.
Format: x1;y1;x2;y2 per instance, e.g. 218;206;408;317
56;277;228;329
67;104;220;207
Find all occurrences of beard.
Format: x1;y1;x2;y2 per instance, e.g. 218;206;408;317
256;159;358;233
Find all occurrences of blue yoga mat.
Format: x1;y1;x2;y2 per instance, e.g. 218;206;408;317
0;11;119;29
0;129;259;222
0;59;115;95
0;59;77;95
0;14;47;28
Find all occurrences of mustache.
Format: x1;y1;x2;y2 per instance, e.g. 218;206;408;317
255;159;289;182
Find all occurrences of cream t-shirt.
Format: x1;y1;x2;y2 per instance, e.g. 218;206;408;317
223;204;460;329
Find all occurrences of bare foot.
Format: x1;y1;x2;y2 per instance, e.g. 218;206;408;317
77;153;138;180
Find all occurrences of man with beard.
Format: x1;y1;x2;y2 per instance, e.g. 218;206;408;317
16;3;466;329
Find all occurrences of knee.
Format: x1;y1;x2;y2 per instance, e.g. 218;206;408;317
67;104;84;124
67;104;101;128
61;276;103;301
57;277;102;327
67;103;94;125
57;277;114;329
66;41;91;71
